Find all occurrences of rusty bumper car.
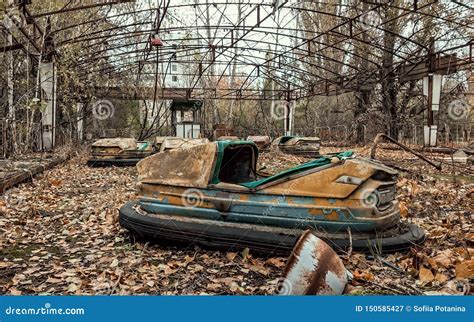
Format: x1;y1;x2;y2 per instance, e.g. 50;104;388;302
119;141;425;255
273;136;321;158
87;137;209;167
87;138;155;167
247;135;271;150
157;137;209;152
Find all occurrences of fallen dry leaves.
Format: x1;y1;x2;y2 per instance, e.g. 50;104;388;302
0;146;472;295
0;152;285;295
317;146;473;295
455;259;474;279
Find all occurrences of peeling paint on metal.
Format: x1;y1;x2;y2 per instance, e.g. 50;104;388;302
279;230;349;295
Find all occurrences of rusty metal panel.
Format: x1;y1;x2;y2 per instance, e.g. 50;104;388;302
279;230;350;295
263;158;396;198
92;138;137;150
285;137;320;146
399;54;458;82
154;136;174;150
246;135;271;149
159;138;209;152
138;142;217;188
216;136;239;141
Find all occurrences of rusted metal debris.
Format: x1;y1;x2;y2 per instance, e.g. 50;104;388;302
246;136;271;150
158;138;209;152
217;136;240;141
278;230;351;295
273;136;321;158
87;138;155;167
370;133;442;170
92;138;137;150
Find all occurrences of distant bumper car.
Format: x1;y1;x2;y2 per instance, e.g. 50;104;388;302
87;138;155;167
158;137;209;152
217;136;240;141
273;136;321;158
119;141;425;255
247;135;271;150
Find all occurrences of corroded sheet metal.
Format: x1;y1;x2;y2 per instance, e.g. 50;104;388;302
216;136;240;141
154;136;173;148
159;138;209;152
285;137;320;146
263;158;395;198
280;230;350;295
247;136;271;148
138;143;217;188
91;138;137;150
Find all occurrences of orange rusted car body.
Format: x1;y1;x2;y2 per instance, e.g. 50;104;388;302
120;141;424;254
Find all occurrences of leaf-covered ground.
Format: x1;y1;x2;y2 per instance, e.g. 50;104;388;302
0;146;472;295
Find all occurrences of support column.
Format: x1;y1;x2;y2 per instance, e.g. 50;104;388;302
7;0;15;152
423;38;442;147
77;103;83;142
40;61;57;150
423;73;442;147
284;94;295;136
284;101;295;136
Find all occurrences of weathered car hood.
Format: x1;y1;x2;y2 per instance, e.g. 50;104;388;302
138;143;217;188
351;157;398;175
160;138;209;152
92;138;137;150
262;157;398;199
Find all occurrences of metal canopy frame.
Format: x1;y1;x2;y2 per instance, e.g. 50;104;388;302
1;0;472;101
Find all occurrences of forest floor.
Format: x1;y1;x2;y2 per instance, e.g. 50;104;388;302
0;144;472;295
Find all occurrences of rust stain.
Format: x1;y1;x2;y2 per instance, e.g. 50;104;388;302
283;231;347;295
308;208;322;216
239;194;250;201
306;239;345;294
325;211;339;221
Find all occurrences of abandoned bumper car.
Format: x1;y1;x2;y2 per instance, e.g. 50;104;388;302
87;137;209;167
273;136;321;158
87;138;155;167
119;141;425;255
